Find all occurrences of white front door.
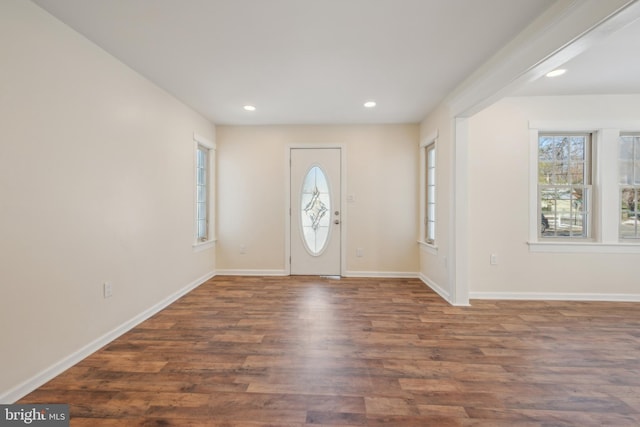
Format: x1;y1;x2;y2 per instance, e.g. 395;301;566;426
290;148;341;275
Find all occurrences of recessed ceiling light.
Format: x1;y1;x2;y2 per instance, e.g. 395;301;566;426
546;69;566;78
364;101;377;108
243;105;256;111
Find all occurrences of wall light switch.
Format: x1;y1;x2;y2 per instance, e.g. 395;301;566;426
103;281;113;298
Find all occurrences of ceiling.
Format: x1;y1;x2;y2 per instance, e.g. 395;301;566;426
514;10;640;97
30;0;639;125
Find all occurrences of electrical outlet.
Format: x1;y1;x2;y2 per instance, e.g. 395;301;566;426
356;247;364;257
103;281;113;298
490;254;498;265
240;244;246;254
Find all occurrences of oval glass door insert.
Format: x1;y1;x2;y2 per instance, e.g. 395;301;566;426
300;165;331;255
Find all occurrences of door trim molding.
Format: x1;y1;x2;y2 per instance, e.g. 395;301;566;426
285;144;347;276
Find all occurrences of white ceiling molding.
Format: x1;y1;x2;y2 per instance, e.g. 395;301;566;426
446;0;640;118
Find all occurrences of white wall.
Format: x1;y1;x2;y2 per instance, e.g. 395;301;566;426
216;124;420;276
467;94;640;298
0;0;215;400
419;106;453;300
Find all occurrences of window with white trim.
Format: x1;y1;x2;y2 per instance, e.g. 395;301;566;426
529;122;640;253
193;133;215;249
538;133;592;239
619;133;640;239
196;144;209;241
425;143;436;243
420;132;437;248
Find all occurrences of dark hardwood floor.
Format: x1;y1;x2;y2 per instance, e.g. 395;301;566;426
19;275;640;426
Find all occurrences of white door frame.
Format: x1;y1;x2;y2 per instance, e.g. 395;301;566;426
285;144;347;276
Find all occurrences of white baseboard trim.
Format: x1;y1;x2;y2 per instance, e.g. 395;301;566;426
215;269;288;276
0;270;215;404
216;270;420;279
470;291;640;302
418;273;451;303
343;271;418;278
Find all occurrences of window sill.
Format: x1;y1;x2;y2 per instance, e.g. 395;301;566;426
193;239;216;252
528;241;640;253
418;240;438;255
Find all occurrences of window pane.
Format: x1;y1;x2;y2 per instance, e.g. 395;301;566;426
427;186;435;204
620;188;639;239
195;143;213;243
538;134;591;239
318;194;331;227
619;135;640;239
301;166;331;255
539;185;590;237
634;137;640;184
620;162;633;185
197;202;207;220
198;219;207;239
570;162;584;184
427;167;435;185
619;136;633;184
569;136;585;160
426;203;435;223
538;161;553;184
427;221;435;241
197;185;206;203
538;136;554;161
551;166;568;185
424;144;436;244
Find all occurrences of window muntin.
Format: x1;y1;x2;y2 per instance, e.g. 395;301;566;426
425;144;436;243
620;133;640;239
196;144;209;242
538;134;592;238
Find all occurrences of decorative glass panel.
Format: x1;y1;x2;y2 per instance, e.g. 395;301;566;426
300;166;331;255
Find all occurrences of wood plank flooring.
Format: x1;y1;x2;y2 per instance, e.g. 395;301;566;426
18;275;640;426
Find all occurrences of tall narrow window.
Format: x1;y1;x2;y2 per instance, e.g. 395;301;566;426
425;144;436;243
620;133;640;239
193;133;215;249
538;133;592;238
196;144;208;242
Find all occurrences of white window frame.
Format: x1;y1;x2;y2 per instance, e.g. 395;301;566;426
528;121;640;253
619;132;640;241
537;132;593;240
193;132;216;251
419;130;438;254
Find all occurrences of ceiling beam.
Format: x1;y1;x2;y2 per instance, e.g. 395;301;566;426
446;0;640;117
